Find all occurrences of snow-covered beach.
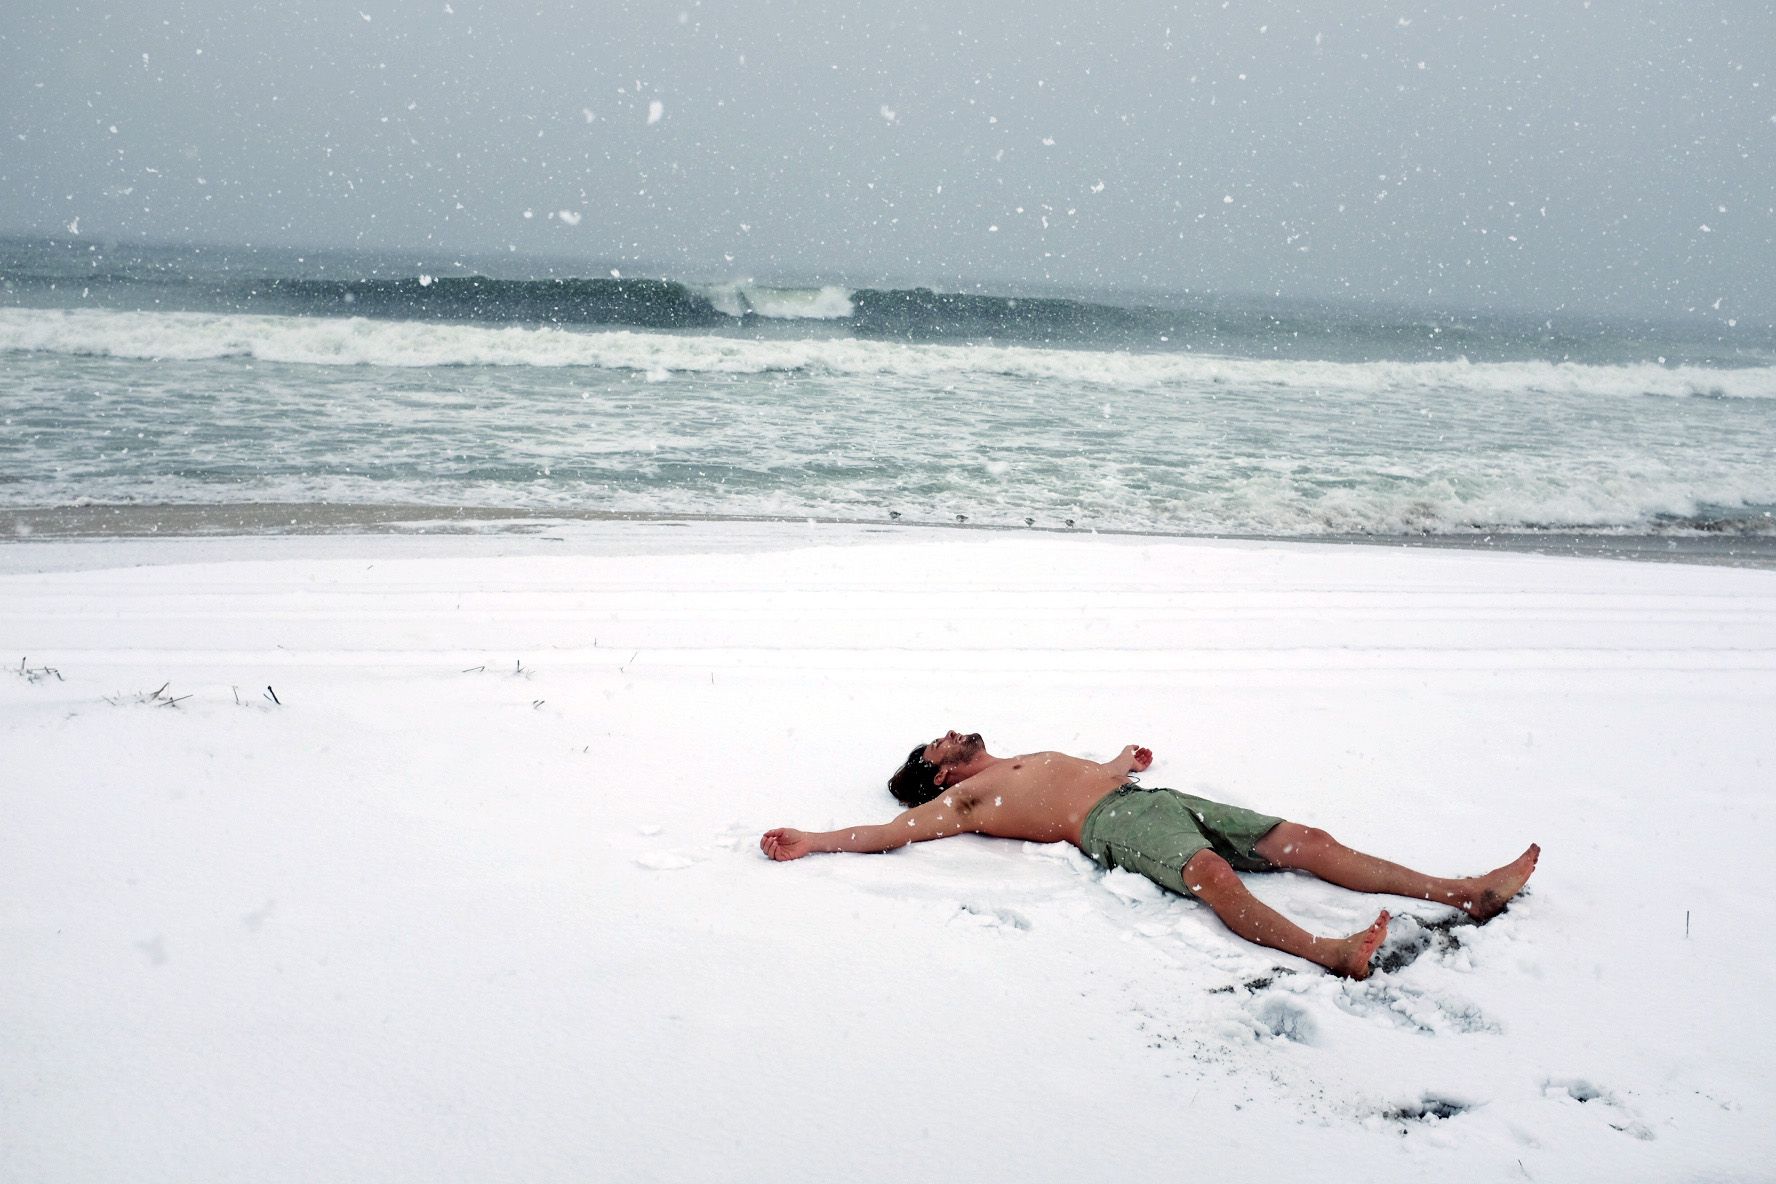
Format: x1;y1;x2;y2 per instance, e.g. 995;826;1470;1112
4;521;1773;1181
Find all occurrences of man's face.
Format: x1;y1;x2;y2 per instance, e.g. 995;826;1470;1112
922;730;984;778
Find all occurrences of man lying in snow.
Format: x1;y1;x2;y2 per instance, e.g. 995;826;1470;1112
760;731;1539;980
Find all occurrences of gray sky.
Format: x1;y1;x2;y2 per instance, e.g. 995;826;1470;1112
4;0;1773;318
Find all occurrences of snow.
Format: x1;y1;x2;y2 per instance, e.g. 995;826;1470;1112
3;522;1775;1181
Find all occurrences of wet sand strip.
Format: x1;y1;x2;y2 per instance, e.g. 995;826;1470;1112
3;502;1775;570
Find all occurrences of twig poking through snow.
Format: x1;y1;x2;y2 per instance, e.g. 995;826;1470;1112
15;657;65;684
104;681;184;708
231;685;280;711
461;661;534;677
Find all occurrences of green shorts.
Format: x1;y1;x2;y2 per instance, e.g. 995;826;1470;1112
1079;785;1284;899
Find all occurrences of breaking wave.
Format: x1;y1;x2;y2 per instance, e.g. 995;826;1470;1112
237;277;1167;339
5;307;1774;400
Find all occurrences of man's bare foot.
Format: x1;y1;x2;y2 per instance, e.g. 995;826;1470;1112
1459;843;1541;922
1330;910;1390;980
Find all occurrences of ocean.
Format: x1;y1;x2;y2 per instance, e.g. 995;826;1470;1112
4;237;1774;553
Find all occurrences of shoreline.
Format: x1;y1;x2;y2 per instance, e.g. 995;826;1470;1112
5;501;1776;570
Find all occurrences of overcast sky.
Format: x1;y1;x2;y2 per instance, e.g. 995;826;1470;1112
3;0;1772;318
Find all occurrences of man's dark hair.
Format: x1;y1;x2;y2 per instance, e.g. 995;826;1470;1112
888;742;943;807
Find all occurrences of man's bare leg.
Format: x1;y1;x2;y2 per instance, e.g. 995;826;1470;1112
1182;850;1389;979
1255;822;1539;922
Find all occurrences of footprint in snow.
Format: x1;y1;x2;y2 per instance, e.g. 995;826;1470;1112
1246;995;1319;1045
1335;979;1496;1035
1542;1077;1655;1140
1378;1094;1472;1127
1209;970;1297;995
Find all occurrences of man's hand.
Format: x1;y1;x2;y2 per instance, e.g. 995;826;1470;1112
1120;744;1153;773
760;828;814;861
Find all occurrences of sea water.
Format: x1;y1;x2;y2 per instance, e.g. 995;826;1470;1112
4;237;1774;540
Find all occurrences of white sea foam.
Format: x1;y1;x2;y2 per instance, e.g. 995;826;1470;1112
5;307;1774;400
12;460;1773;539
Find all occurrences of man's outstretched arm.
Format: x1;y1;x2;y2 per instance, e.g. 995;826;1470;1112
761;795;981;861
1105;744;1153;777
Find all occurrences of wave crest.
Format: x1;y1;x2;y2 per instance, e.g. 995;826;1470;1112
4;308;1774;400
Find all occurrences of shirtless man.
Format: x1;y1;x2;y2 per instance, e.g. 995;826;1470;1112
760;731;1539;980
